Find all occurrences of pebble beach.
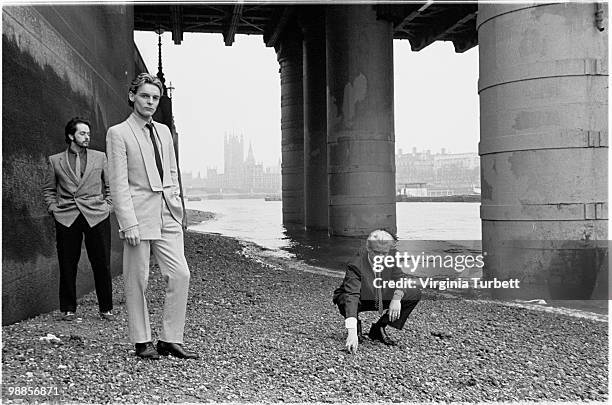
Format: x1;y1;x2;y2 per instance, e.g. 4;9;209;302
1;215;608;403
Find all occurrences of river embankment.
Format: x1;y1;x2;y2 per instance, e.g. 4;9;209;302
185;209;216;226
1;215;608;403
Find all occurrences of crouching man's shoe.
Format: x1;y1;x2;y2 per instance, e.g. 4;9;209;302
368;323;397;346
135;342;160;360
156;341;199;359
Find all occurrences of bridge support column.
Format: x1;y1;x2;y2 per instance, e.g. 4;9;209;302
300;7;328;231
478;3;608;298
275;27;305;227
326;5;396;237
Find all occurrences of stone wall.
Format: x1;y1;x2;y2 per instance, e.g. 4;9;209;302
2;5;135;324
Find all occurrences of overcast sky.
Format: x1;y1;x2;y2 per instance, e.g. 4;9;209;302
134;31;479;175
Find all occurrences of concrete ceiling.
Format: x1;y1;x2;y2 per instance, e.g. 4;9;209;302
134;3;478;53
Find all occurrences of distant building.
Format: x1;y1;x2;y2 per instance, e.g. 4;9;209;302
181;170;206;188
194;133;281;193
397;148;435;185
398;182;428;197
223;133;245;190
433;152;480;193
396;148;480;196
205;168;222;189
258;164;281;192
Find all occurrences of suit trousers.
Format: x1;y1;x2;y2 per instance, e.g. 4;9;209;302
335;288;421;330
122;199;190;344
55;215;112;313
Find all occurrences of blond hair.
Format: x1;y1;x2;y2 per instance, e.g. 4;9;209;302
366;229;396;253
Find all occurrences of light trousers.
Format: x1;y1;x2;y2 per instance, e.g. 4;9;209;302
122;201;190;344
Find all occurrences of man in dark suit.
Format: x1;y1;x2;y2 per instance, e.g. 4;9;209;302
333;229;421;353
43;117;114;321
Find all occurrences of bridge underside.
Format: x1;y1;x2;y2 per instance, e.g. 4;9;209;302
134;3;477;52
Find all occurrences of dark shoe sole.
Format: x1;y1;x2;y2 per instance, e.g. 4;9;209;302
136;351;160;360
157;349;198;359
135;346;161;360
369;335;397;346
136;354;160;360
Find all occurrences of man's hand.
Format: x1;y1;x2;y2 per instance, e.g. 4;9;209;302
388;299;401;323
345;328;359;354
124;227;141;246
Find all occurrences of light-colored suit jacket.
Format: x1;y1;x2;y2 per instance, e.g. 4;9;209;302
43;148;112;227
106;113;183;240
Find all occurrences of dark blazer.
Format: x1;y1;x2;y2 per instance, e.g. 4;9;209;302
43;148;112;227
333;248;409;319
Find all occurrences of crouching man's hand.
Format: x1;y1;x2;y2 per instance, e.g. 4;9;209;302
345;328;359;354
388;298;402;323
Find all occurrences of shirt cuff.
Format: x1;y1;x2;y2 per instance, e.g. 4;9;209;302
345;317;357;329
120;224;138;232
392;289;405;300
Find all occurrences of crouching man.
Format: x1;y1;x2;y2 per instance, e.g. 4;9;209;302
333;229;421;353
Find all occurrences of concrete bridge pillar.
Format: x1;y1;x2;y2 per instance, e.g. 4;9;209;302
275;26;305;227
300;7;328;231
325;5;396;237
478;3;608;298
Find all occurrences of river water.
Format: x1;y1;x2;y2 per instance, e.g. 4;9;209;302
188;199;481;273
188;199;482;271
188;199;481;246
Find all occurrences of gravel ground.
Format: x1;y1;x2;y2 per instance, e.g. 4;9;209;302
2;231;608;403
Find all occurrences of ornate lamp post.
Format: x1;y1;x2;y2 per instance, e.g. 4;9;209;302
154;27;167;94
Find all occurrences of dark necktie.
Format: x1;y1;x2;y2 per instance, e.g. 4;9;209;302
146;123;163;181
376;284;384;315
370;256;384;315
75;152;81;180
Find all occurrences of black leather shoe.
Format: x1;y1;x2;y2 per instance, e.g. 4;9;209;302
156;341;199;359
368;323;397;346
135;342;160;360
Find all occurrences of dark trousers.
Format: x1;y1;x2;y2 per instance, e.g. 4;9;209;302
55;215;112;312
336;288;421;330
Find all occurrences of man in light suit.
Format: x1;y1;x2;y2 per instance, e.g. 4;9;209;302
43;117;114;321
106;73;198;360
